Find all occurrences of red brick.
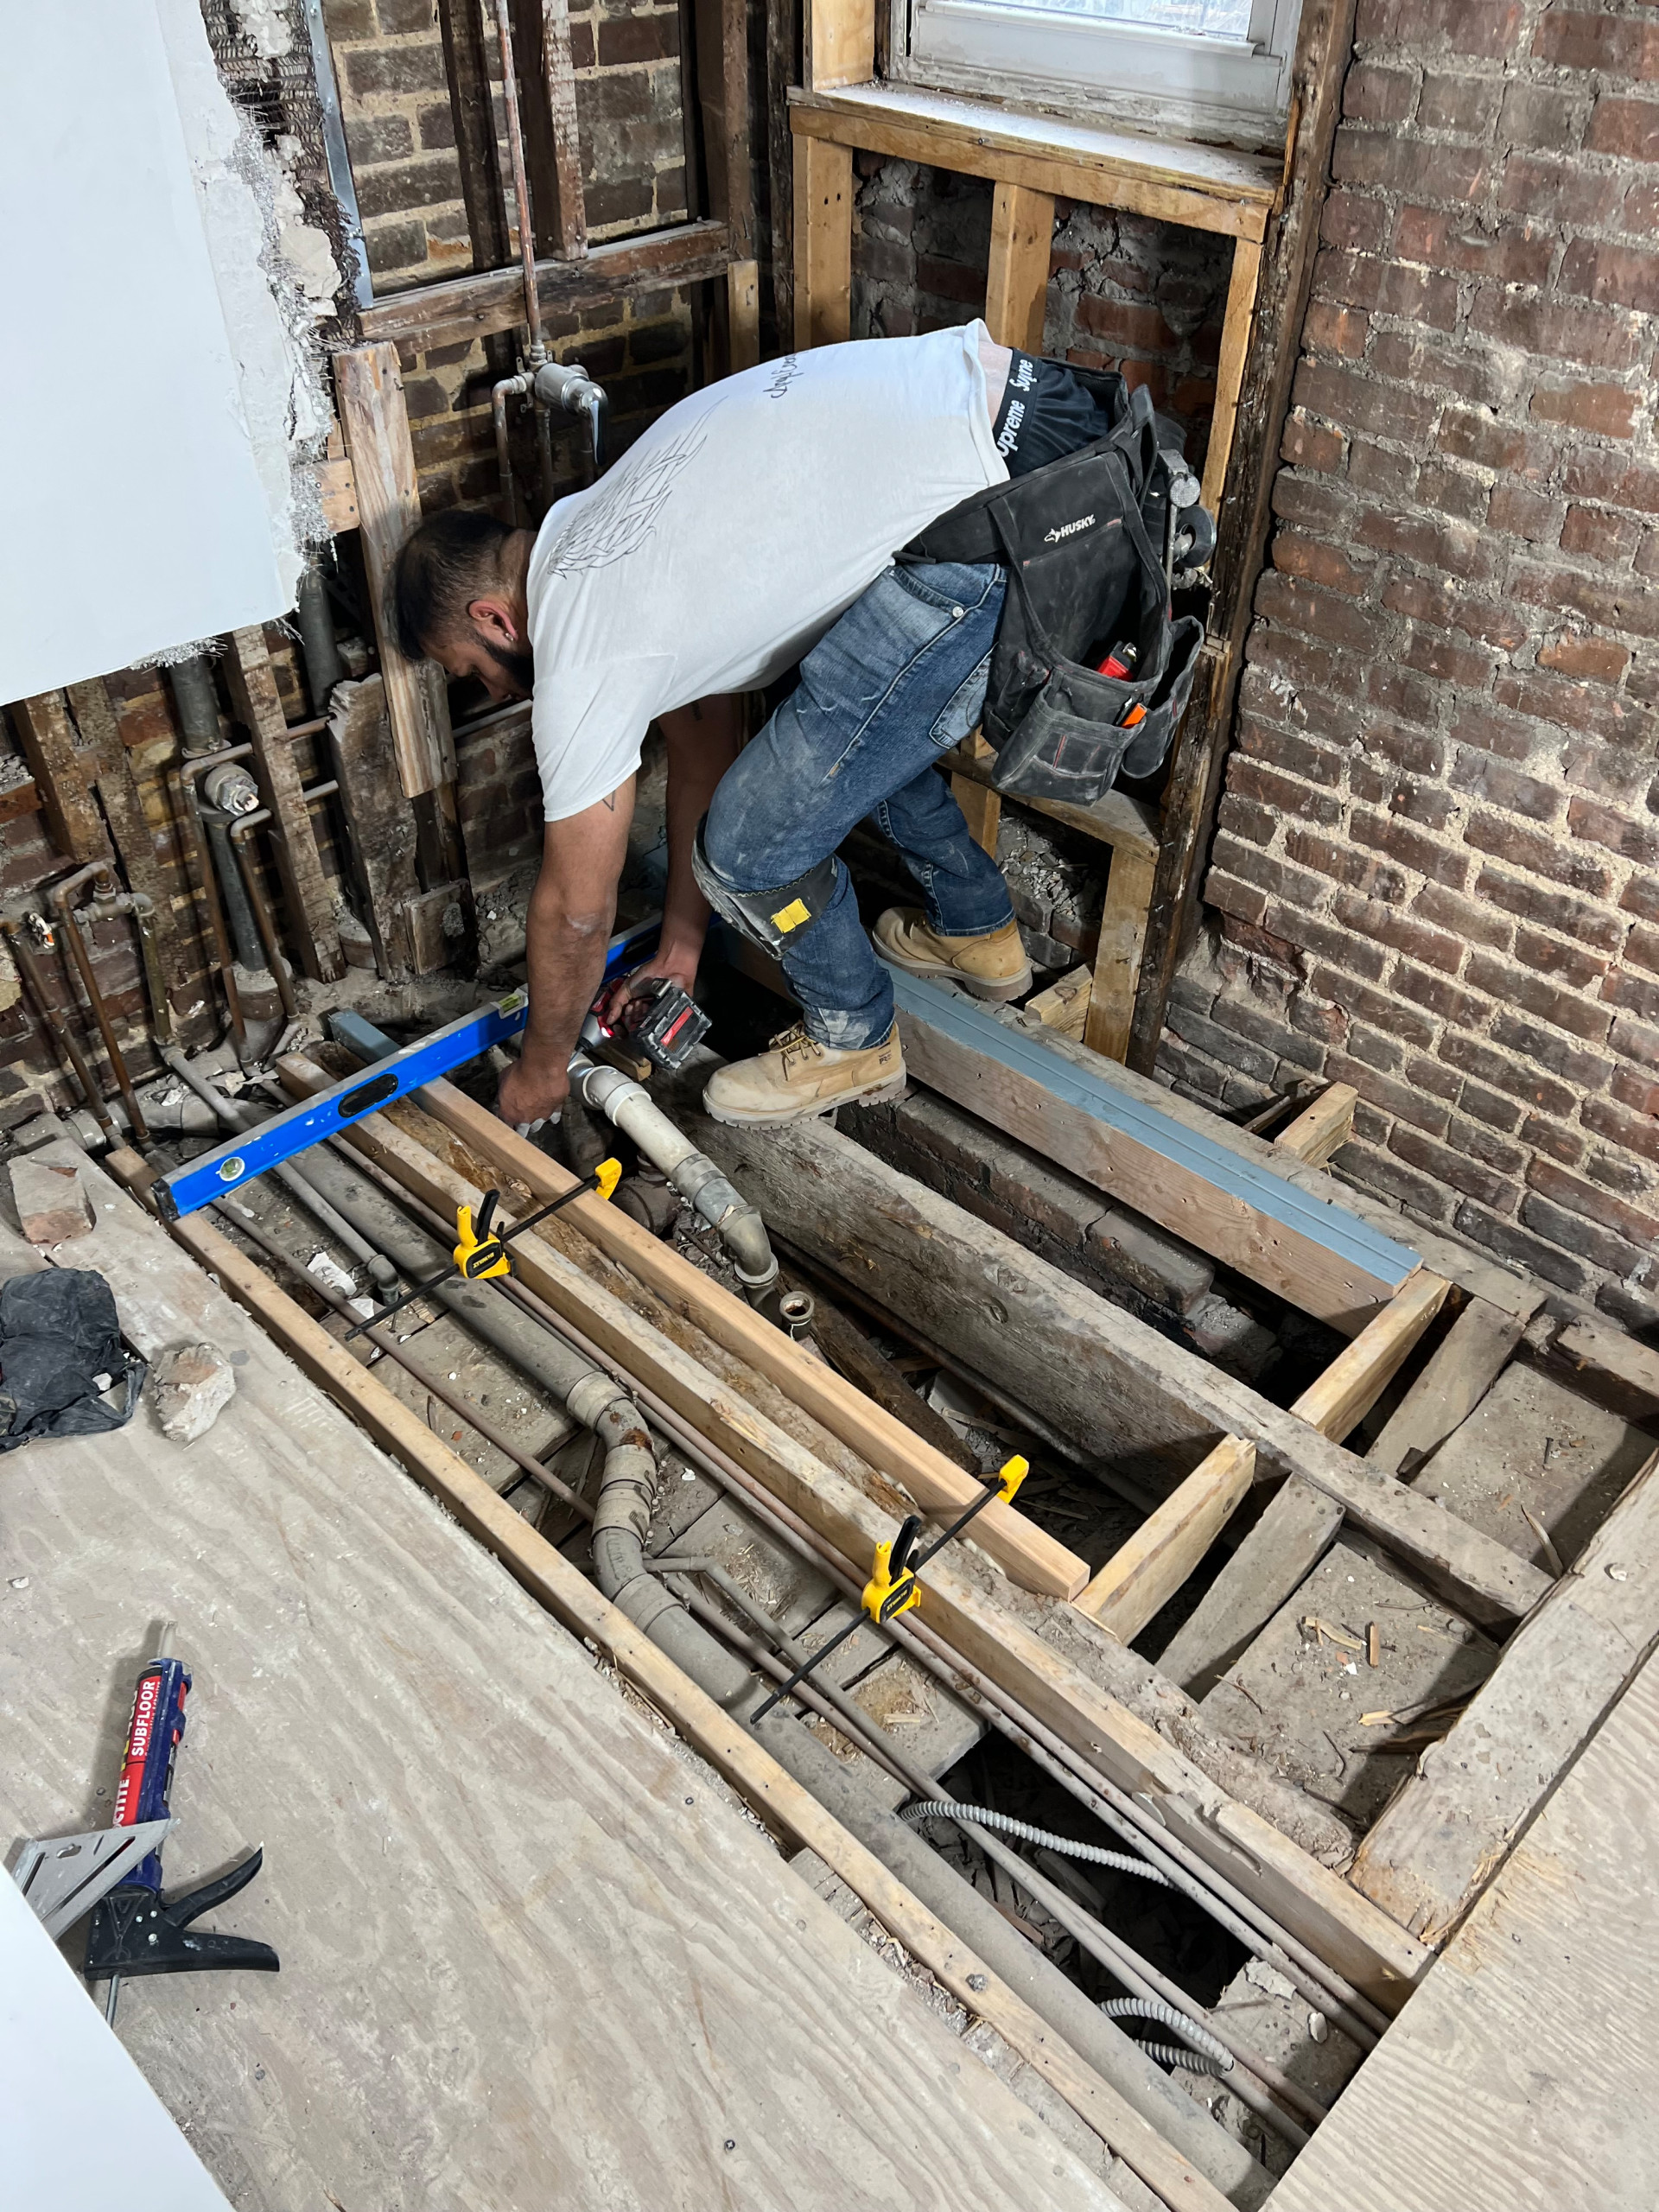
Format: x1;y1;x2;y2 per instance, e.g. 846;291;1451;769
1514;924;1614;988
1334;889;1464;969
917;254;989;308
1366;662;1446;726
1499;80;1590;151
1528;1159;1659;1250
1390;1125;1519;1211
1605;966;1659;1025
1466;810;1614;895
1570;797;1659;868
1316;249;1461;330
1415;880;1515;949
1285;829;1408;898
1562;239;1659;318
1325;1051;1451;1135
1467;950;1613;1039
1205;869;1269;927
1364;719;1446;777
1272;530;1375;597
1273;474;1357;535
1453;1199;1592;1293
1075;292;1176;349
1355;809;1469;887
1563;453;1659;515
1562;737;1655;805
1450;750;1564;823
1459;702;1543;763
1587;97;1659;162
1469;287;1643;372
596;11;677;63
1494;670;1646;748
1531;381;1641;439
1294;360;1441;445
1345;1141;1458;1222
1307;966;1440;1048
1532;10;1659;79
1255;569;1390;654
1486;482;1558;541
1349;441;1419;499
1394;206;1554;288
1217;789;1277;847
1321;190;1390;255
1583;1095;1659;1165
1637;528;1659;581
1260;899;1392;982
1403;631;1495;687
1438;406;1554;479
1302;301;1371;359
1418;70;1503;134
1394;960;1492;1027
1511;562;1659;640
1249;626;1349;698
1473;865;1628;951
1210;834;1329;910
1356;504;1493;580
1332;131;1490;201
1382;575;1528;648
1344;61;1420;124
1497;155;1629;227
1457;1075;1528;1132
1452;2;1525;60
1281;412;1344;471
1491;1011;1615;1091
1623;875;1659;924
1614;1014;1659;1074
1440;1029;1580;1117
1416;460;1498;525
1236;718;1350;788
1540;632;1631;690
1562;505;1642;563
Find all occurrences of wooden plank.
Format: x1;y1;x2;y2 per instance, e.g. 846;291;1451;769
334;344;459;806
11;691;107;861
311;453;359;534
58;1151;1148;2212
951;732;1002;855
789;84;1274;238
1273;1081;1357;1168
302;1060;1087;1601
1350;1446;1659;1945
438;0;514;272
223;627;346;982
283;1095;1428;2001
1555;1314;1659;1427
512;0;587;259
1077;1271;1449;1645
727;259;761;370
1370;1297;1523;1478
1127;0;1357;1073
894;975;1417;1328
804;0;874;90
1156;1480;1343;1699
677;1098;1550;1631
326;673;418;981
941;744;1161;862
1276;1648;1659;2212
358;219;734;351
793;134;853;349
1083;844;1156;1064
1198;233;1263;519
764;0;797;346
1027;963;1091;1040
983;181;1053;351
794;1274;982;1473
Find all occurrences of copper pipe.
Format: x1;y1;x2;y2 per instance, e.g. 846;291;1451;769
226;811;298;1020
48;866;149;1143
171;760;245;1058
3;916;115;1135
492;0;544;360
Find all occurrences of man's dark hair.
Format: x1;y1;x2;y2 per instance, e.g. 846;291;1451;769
391;509;516;660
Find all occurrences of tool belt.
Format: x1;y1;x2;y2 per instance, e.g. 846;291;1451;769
898;367;1210;809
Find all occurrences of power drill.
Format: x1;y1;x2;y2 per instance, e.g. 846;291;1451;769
584;974;710;1072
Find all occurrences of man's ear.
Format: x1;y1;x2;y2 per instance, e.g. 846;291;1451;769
466;593;520;645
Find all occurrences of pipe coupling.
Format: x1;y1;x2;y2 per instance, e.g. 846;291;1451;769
566;1370;634;1432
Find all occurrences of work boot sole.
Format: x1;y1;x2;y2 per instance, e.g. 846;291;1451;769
876;943;1033;1001
703;1073;908;1127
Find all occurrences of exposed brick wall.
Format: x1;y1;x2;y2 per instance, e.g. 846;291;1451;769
852;157;1231;472
1164;0;1659;1328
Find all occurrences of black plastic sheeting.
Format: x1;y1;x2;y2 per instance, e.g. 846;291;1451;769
0;1269;144;1452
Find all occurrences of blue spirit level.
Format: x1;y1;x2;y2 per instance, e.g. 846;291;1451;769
156;915;659;1219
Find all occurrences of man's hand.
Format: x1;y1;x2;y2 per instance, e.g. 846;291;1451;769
498;1046;569;1132
594;940;701;1031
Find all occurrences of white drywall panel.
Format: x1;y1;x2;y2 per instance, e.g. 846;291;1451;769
0;1;303;703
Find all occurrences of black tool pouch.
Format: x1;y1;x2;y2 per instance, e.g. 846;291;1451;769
898;370;1209;807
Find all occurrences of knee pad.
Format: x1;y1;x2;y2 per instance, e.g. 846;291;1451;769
693;817;840;956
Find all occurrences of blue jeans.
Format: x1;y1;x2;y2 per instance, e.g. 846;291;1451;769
702;559;1011;1049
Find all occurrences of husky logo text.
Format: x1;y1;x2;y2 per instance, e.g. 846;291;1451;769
1044;513;1098;543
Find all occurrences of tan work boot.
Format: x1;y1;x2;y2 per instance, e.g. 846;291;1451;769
873;908;1033;1001
702;1023;906;1126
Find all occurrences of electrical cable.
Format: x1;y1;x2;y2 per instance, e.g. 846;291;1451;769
899;1802;1170;1887
1101;1999;1233;2079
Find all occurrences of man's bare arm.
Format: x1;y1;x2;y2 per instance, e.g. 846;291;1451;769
497;780;636;1128
639;695;745;995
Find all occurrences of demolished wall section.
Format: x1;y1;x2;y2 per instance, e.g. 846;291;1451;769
1165;0;1659;1330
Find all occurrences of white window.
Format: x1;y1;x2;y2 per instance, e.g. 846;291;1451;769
892;0;1302;150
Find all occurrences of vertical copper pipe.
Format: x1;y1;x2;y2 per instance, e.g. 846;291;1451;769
492;0;544;358
48;870;150;1144
3;918;116;1136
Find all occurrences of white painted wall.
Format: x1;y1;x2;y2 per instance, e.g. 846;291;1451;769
0;0;318;704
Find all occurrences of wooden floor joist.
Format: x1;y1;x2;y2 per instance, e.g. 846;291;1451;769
1076;1270;1451;1644
103;1151;1230;2212
270;1077;1432;2004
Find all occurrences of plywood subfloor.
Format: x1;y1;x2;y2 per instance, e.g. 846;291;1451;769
0;1153;1122;2212
1267;1648;1659;2212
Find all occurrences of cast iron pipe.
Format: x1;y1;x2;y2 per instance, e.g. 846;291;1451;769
3;915;115;1136
296;562;346;709
48;864;149;1143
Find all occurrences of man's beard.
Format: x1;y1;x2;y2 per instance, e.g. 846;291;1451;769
481;636;536;696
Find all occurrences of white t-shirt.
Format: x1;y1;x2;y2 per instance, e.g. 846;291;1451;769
524;322;1008;822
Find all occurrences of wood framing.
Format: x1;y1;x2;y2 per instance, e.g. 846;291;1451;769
693;0;760;367
272;1078;1430;1999
1076;1270;1450;1643
325;675;419;982
1127;0;1359;1071
222;627;346;983
1198;233;1263;518
1350;1447;1659;1946
983;181;1054;351
11;692;107;862
793;136;853;348
1554;1315;1659;1429
358;219;735;352
1274;1082;1358;1167
1369;1297;1522;1478
113;1163;1235;2212
334;344;459;813
511;0;588;259
437;0;514;274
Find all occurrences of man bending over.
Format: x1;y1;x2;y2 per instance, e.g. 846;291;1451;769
392;322;1118;1131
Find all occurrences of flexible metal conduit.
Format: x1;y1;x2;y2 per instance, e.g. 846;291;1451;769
1102;1999;1234;2079
899;1801;1171;1887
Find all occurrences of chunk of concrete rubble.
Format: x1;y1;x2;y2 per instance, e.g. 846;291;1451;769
10;1155;95;1245
150;1342;237;1445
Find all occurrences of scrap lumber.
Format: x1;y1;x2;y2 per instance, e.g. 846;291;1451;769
273;1078;1429;2003
325;675;418;980
223;627;344;982
1027;963;1092;1041
1156;1484;1343;1703
891;971;1542;1327
1076;1271;1451;1645
352;1065;1084;1600
677;1105;1550;1632
1350;1448;1659;1946
1369;1297;1523;1478
98;1154;1213;2212
891;971;1417;1328
1554;1315;1659;1430
1273;1082;1357;1168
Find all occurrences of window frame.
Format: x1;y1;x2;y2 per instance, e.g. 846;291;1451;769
886;0;1303;151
